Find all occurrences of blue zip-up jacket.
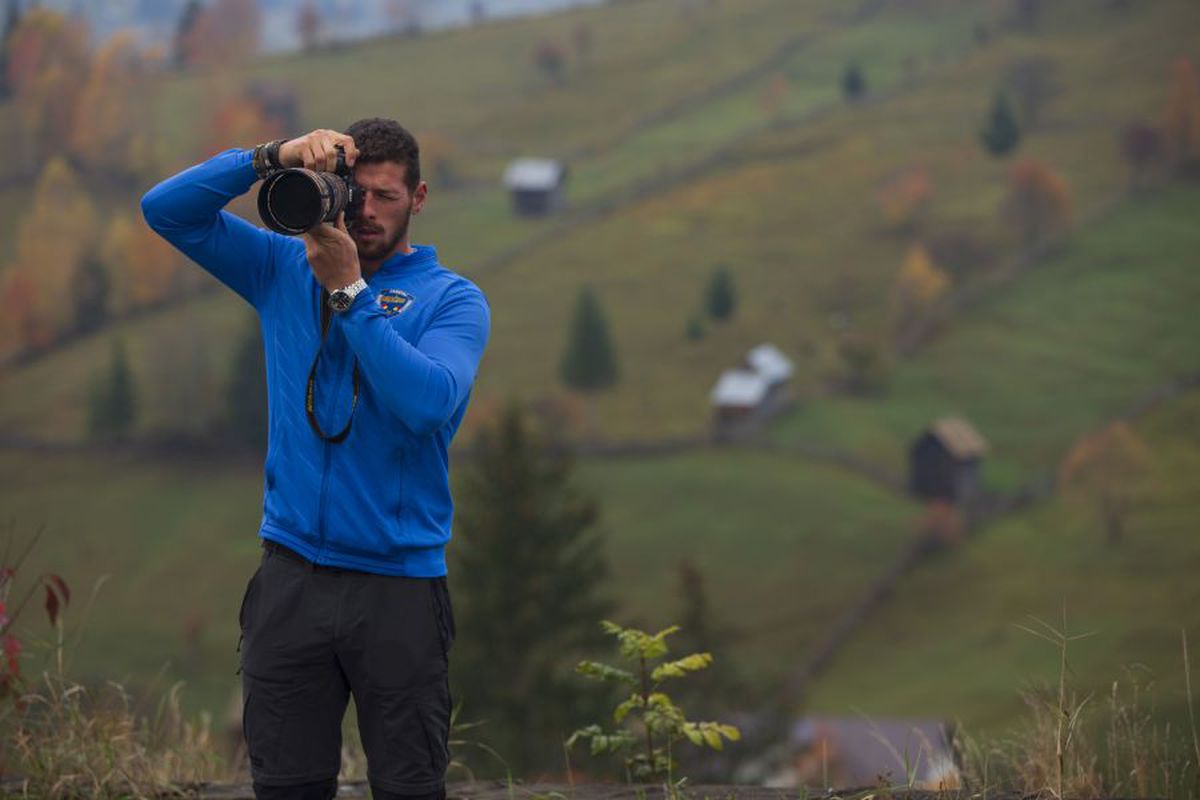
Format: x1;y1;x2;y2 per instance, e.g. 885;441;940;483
141;147;491;577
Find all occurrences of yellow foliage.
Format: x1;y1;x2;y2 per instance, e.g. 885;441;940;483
69;32;156;175
892;243;950;314
1059;421;1153;501
103;215;179;311
1164;56;1200;166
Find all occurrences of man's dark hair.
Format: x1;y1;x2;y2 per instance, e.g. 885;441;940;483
345;117;421;192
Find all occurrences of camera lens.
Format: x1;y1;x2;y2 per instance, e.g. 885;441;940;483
258;168;352;235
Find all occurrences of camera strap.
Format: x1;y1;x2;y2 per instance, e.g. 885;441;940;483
305;289;360;444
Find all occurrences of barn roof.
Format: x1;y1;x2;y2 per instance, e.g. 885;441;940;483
926;416;989;459
503;157;566;190
746;342;794;385
710;369;769;408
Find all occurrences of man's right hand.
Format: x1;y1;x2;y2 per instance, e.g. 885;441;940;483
278;129;359;173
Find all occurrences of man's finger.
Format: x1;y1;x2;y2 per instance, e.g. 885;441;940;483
335;211;348;233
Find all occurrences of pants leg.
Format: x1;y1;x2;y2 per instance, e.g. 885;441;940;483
252;777;338;800
337;573;455;796
239;548;352;787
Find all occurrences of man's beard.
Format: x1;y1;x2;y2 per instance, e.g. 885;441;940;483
352;206;411;261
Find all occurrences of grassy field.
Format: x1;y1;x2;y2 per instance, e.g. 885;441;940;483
799;384;1200;745
0;0;1196;775
767;181;1200;490
0;441;921;726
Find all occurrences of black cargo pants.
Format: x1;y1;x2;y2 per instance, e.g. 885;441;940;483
237;538;455;800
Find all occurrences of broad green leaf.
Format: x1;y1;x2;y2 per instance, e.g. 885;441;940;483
651;652;713;681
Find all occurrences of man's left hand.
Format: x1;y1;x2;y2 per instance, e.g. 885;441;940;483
304;213;361;292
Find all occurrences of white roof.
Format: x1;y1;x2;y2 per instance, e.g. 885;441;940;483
710;369;769;408
746;342;793;385
503;158;565;190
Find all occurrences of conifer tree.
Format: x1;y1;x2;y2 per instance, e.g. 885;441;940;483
449;402;614;777
226;312;267;452
559;285;618;391
842;63;866;101
705;264;737;322
980;91;1022;157
88;337;137;441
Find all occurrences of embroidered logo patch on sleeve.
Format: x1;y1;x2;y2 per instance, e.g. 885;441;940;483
379;289;415;316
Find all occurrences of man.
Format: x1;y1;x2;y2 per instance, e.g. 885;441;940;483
141;119;491;800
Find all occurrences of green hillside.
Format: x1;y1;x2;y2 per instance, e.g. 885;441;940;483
0;0;1196;776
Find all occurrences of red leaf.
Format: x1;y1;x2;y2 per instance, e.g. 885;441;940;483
44;584;59;627
47;574;70;607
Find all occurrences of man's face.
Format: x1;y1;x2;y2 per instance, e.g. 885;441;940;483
348;160;427;262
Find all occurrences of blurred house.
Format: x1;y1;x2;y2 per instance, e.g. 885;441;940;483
710;342;795;440
730;714;960;791
908;416;989;504
502;157;568;216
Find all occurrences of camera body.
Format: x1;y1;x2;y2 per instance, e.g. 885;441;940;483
257;146;364;235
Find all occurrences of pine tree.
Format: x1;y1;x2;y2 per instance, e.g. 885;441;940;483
449;402;614;777
559;285;618;391
88;337;137;441
980;91;1022;157
705;264;737;322
226;312;267;452
842;63;866;101
72;259;110;336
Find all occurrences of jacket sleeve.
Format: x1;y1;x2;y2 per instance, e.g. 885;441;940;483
139;147;280;310
339;281;491;438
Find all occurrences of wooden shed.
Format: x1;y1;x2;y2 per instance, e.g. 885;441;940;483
908;416;989;504
502;157;568;216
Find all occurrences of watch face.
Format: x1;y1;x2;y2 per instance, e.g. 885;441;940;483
329;292;351;312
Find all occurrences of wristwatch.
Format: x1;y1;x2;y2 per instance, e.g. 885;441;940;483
328;278;368;313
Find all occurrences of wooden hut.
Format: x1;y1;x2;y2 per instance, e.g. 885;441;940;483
502;157;568;216
908;416;989;504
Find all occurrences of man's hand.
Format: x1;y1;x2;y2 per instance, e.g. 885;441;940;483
304;213;362;292
279;129;359;172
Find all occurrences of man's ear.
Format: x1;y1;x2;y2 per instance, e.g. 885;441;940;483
412;180;429;215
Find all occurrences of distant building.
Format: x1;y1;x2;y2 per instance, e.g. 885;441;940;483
733;714;961;790
908;416;989;504
502;157;568;216
710;342;796;439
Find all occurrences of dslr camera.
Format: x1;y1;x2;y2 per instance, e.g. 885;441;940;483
257;145;364;235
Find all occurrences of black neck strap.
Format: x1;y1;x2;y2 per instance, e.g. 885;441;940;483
305;289;360;444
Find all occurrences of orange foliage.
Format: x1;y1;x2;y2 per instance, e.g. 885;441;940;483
1059;421;1154;545
876;165;933;231
178;0;261;68
69;32;156;176
916;500;966;546
891;243;950;324
1001;157;1072;247
1164;55;1200;168
102;214;181;312
1;158;100;349
6;9;91;161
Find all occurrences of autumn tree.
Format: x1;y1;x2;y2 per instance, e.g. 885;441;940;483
0;0;24;99
102;213;181;313
560;285;618;392
1164;55;1200;173
449;401;613;777
171;0;203;68
875;165;933;233
5;157;100;348
6;8;91;162
1059;421;1154;546
70;32;156;179
177;0;261;69
1000;157;1072;248
980;92;1022;158
890;243;950;338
